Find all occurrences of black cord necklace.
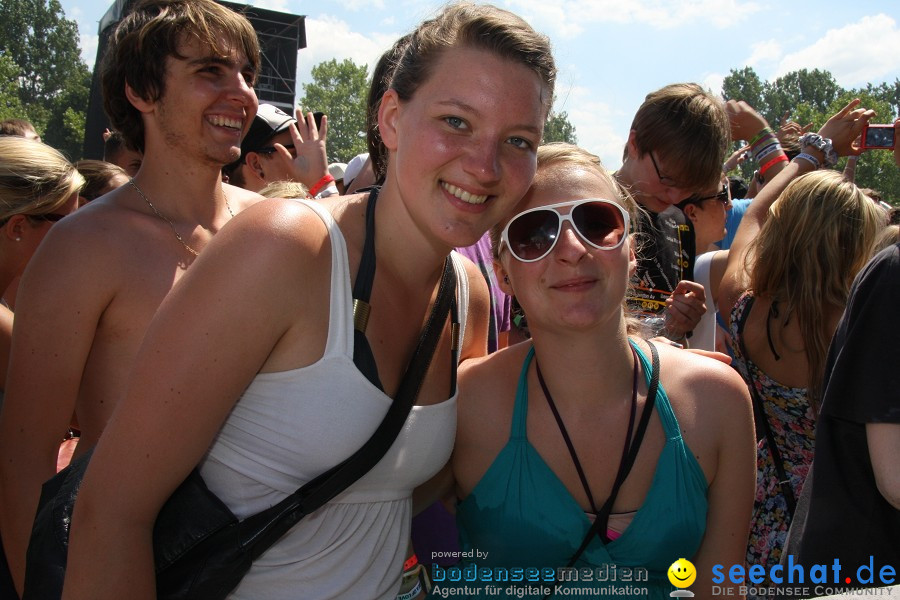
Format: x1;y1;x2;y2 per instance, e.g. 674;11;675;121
534;344;639;540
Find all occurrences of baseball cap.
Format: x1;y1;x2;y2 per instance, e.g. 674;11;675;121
343;153;370;187
328;162;347;182
241;104;296;157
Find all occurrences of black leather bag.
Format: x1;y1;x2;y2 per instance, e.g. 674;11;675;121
23;254;458;600
25;454;250;600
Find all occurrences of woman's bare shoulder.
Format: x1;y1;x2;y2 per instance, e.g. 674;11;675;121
649;340;752;422
458;342;531;416
222;197;333;256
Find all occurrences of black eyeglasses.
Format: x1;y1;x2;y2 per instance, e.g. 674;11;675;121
256;143;296;156
648;151;680;187
684;185;730;206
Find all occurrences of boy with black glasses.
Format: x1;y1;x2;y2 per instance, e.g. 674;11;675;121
614;83;731;344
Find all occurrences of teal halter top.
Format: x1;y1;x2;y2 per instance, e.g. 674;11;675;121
452;341;708;599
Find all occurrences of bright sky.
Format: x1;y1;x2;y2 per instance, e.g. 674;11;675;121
63;0;900;169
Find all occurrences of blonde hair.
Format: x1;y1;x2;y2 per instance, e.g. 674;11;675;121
258;181;309;200
0;137;84;220
873;224;899;254
747;170;884;406
492;142;641;334
490;142;636;258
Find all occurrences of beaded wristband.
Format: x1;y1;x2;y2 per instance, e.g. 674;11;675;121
308;173;335;197
759;153;788;175
793;153;820;169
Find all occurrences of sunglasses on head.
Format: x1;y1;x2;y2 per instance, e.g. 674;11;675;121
500;199;630;263
0;213;68;228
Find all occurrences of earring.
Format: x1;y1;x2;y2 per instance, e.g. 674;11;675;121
15;237;21;242
503;276;510;284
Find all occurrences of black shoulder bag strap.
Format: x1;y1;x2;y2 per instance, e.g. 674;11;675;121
566;340;660;567
352;187;385;390
241;245;459;558
736;295;796;517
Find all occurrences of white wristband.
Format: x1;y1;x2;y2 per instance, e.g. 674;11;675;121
794;153;820;169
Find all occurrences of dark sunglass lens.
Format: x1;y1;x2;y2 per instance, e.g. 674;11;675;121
573;203;624;248
508;209;559;260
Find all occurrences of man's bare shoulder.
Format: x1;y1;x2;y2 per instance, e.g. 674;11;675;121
45;187;168;251
24;187;197;300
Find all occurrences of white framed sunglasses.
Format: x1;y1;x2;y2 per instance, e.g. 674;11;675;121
500;198;630;263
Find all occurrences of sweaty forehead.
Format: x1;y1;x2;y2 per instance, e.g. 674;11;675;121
525;164;617;209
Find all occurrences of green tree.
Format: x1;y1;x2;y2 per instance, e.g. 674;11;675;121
862;80;900;119
543;108;577;144
299;58;369;163
0;54;27;121
722;66;765;110
720;67;900;203
763;68;841;127
0;0;91;158
830;90;900;206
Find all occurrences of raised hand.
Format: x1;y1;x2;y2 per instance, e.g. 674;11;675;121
725;100;771;142
817;98;875;157
270;108;330;189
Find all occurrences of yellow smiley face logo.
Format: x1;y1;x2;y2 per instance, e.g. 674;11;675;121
667;558;697;588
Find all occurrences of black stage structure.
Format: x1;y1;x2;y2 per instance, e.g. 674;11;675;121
82;0;306;159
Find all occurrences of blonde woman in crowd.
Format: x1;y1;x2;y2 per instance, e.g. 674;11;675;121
719;100;886;573
451;143;755;599
0;136;81;596
0;137;82;393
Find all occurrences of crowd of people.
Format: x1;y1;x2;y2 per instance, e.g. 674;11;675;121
0;1;897;599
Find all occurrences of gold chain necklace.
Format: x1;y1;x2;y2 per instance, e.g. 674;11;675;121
128;179;234;256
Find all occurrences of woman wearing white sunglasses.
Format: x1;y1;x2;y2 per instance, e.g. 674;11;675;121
450;143;756;599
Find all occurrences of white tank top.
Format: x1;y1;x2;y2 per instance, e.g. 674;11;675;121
690;250;719;352
199;200;467;599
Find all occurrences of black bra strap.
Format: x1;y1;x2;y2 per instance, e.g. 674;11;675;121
736;296;796;516
352;188;384;391
766;300;782;361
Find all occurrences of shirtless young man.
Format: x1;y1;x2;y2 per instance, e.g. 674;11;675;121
0;0;262;591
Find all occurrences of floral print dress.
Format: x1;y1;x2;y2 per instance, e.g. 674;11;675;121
730;292;816;572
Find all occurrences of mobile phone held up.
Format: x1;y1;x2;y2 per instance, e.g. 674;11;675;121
861;123;896;150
